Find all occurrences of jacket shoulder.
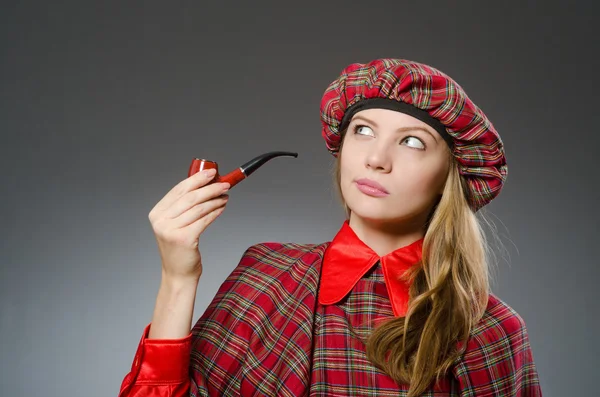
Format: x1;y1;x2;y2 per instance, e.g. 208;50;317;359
234;241;330;274
459;293;533;365
210;241;329;301
244;241;330;261
471;293;530;342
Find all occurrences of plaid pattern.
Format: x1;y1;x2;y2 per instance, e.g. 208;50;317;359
182;242;541;396
320;59;508;211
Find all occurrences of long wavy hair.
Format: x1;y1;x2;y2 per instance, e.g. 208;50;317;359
332;132;492;397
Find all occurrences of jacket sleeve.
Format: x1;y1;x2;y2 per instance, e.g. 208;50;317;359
452;308;542;396
118;323;192;397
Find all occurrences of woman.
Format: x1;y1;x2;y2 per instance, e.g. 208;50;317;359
119;59;541;396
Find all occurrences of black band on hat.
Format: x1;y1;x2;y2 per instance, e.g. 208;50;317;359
339;97;454;148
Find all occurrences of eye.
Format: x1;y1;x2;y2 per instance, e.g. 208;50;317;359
402;136;425;150
354;125;374;136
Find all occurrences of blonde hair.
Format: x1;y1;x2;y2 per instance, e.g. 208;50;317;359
332;138;491;397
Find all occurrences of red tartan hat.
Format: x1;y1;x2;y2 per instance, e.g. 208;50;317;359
320;58;507;211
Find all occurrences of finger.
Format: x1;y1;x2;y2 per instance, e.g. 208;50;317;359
186;204;227;238
154;169;218;213
172;195;229;229
166;181;230;220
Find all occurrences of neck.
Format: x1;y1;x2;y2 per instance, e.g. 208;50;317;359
348;214;425;256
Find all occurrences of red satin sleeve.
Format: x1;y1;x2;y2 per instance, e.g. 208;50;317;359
118;323;192;397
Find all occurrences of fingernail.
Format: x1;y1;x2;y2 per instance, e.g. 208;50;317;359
222;183;230;191
202;169;217;176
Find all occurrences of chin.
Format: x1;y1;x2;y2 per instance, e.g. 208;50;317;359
346;197;400;223
346;195;428;228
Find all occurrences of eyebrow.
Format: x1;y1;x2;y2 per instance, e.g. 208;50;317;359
351;115;438;142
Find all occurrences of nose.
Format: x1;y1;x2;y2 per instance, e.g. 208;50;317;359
365;142;392;172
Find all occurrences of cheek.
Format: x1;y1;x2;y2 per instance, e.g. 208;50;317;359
339;161;353;194
397;159;448;196
338;143;356;182
339;161;360;203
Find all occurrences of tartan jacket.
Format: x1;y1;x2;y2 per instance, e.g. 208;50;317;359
119;240;542;396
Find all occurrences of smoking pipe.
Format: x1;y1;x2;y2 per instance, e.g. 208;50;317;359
187;151;298;188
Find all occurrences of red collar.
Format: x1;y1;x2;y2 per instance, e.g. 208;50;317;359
318;221;424;317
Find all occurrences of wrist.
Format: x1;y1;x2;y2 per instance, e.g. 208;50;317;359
161;271;201;290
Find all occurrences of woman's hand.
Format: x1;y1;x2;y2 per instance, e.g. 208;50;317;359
148;168;230;282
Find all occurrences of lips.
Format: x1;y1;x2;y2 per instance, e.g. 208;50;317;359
355;178;389;195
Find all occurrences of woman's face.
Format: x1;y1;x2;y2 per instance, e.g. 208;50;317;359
339;108;451;229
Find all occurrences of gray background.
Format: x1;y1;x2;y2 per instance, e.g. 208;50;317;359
1;1;597;396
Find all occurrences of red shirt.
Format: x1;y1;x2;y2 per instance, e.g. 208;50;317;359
119;221;541;396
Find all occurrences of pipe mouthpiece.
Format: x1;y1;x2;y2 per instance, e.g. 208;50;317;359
241;151;298;177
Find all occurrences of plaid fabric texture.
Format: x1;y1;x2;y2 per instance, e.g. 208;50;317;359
185;242;541;396
320;59;508;211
